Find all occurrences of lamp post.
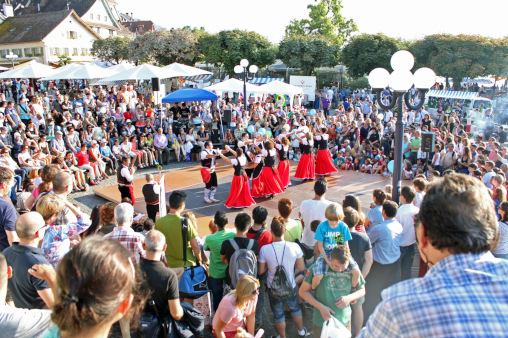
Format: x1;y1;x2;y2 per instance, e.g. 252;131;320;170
234;59;258;112
6;51;18;69
368;50;436;203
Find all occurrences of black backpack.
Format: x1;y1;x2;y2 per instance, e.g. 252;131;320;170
267;242;296;299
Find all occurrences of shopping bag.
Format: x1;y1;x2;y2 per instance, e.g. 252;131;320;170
320;316;351;338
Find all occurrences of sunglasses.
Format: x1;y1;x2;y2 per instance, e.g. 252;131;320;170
252;288;260;296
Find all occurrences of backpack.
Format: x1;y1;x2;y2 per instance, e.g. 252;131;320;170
228;238;257;288
267;242;296;299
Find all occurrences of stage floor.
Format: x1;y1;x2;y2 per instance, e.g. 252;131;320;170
93;160;392;235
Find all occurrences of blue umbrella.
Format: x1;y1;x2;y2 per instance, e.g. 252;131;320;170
162;88;218;103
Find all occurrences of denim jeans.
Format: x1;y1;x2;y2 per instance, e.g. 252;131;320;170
268;291;302;323
255;272;268;325
209;276;225;312
398;244;416;281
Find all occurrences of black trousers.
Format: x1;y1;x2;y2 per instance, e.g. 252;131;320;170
364;260;399;323
146;204;159;221
205;172;218;189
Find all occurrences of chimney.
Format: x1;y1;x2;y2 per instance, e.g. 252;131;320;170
130;12;133;20
2;3;14;17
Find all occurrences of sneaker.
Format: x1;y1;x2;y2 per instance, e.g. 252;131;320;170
254;322;262;331
298;327;311;337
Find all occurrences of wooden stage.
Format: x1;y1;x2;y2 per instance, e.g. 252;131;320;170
93;160;392;235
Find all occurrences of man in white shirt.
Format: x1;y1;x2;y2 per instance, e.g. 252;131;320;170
299;178;331;247
258;216;308;337
395;186;419;281
483;161;496;189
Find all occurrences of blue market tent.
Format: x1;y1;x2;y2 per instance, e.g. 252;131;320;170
162;88;218;103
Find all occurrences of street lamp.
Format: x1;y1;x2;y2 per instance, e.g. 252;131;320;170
368;50;436;203
6;51;18;69
234;59;258;112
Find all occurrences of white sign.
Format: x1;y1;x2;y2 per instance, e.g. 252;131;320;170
290;76;316;101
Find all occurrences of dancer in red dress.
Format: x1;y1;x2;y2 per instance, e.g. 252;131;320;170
294;132;315;181
275;137;291;189
314;127;338;176
252;138;284;198
218;145;255;208
249;150;265;198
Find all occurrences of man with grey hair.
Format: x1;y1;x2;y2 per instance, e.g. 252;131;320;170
154;128;170;165
104;203;145;263
140;230;184;321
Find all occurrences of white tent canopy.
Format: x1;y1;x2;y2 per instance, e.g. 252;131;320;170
108;63;134;74
42;64;115;80
163;62;212;81
257;81;304;96
0;65;8;71
93;64;187;85
0;60;56;79
204;78;260;93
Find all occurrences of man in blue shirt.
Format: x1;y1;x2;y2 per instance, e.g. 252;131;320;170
364;200;402;321
0;167;18;251
361;174;508;337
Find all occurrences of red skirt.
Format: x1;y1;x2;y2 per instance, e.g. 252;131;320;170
252;167;284;198
295;153;315;179
200;168;211;183
277;160;291;188
315;149;338;175
225;174;255;208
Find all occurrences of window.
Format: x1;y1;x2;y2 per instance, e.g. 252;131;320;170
54;47;60;55
97;14;100;21
109;29;114;37
63;48;69;56
81;48;88;56
24;48;33;56
97;27;101;34
72;48;78;56
67;31;77;39
33;47;43;56
90;13;93;20
11;48;22;57
0;50;8;58
104;15;107;22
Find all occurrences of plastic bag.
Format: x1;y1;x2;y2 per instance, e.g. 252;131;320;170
320;316;351;338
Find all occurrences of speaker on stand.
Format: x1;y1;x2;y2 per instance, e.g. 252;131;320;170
421;132;435;178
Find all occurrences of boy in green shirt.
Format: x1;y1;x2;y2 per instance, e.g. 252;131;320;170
203;211;236;311
299;245;365;337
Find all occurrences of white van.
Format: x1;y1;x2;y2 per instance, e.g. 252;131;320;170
425;90;492;115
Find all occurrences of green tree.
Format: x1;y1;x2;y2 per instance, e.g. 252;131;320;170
410;34;508;89
285;0;357;46
198;30;277;75
57;55;71;66
278;35;339;75
127;29;200;66
341;33;402;78
91;37;130;64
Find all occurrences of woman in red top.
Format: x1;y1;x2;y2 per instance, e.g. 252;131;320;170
75;144;99;185
123;108;134;121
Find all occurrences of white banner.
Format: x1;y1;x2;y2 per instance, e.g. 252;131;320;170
159;175;167;218
290;76;316;102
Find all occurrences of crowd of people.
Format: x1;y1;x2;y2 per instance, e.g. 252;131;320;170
0;79;507;338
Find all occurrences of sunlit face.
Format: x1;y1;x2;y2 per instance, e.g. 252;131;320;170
329;258;349;273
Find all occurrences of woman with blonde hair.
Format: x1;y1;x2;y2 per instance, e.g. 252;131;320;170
212;275;259;338
29;236;148;338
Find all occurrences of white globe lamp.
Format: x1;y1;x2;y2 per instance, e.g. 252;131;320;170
390;50;414;72
249;65;258;73
234;65;244;74
240;59;249;68
413;67;436;89
389;70;414;92
368;68;390;89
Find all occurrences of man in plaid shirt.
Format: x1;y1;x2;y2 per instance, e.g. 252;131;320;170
360;174;508;337
104;203;145;263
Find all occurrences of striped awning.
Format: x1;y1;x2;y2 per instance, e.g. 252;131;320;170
183;74;213;82
249;77;284;84
426;90;479;100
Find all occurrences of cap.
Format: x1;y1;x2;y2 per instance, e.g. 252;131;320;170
92;140;97;145
100;139;107;144
126;119;131;123
56;131;63;135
